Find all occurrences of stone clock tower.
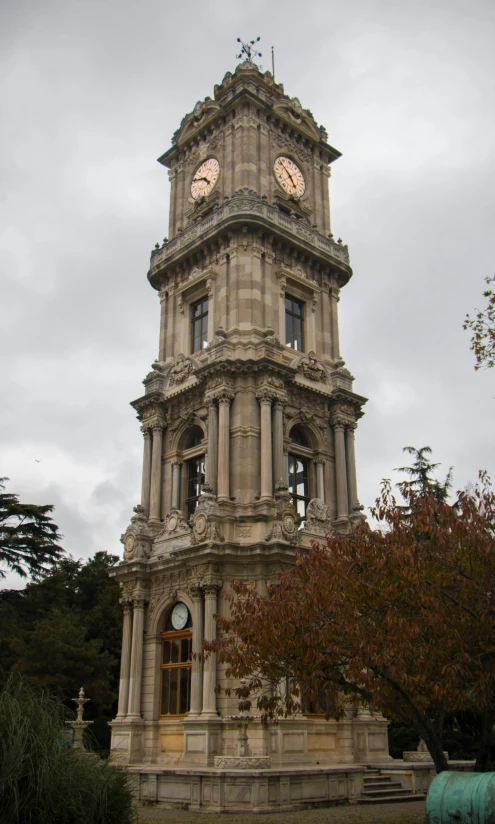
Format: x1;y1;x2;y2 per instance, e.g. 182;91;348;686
110;55;391;811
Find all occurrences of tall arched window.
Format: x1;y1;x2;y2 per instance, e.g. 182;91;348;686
160;602;193;717
288;427;311;519
181;427;205;518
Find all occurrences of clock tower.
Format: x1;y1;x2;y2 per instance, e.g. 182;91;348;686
110;53;391;810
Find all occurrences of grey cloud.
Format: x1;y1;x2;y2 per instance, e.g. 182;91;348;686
1;0;494;587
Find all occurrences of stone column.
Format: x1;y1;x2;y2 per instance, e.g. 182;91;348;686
315;459;325;501
149;423;164;523
206;400;218;493
257;391;273;500
140;426;152;518
201;585;219;717
272;400;285;488
345;423;360;513
127;598;146;718
158;289;168;362
329;282;341;361
333;421;349;520
116;601;133;717
171;461;182;511
217;392;234;502
189;587;204;716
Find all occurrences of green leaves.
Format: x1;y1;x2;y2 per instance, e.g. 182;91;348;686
464;274;495;371
0;478;64;580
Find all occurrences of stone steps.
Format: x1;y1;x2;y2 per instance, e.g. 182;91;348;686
358;768;426;805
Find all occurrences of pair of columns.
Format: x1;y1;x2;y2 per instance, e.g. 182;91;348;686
189;585;219;717
116;586;220;721
256;390;285;500
205;391;234;501
141;422;165;523
117;597;146;719
332;419;359;519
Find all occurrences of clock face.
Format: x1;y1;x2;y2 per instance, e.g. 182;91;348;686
171;602;189;631
273;156;305;197
191;158;220;199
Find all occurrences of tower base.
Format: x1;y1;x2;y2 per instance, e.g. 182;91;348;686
129;764;365;812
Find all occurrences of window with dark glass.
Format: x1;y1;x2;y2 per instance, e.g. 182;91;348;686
288;427;310;520
186;456;206;518
288;454;310;519
191;297;209;353
160;608;192;717
285;295;304;351
302;688;336;716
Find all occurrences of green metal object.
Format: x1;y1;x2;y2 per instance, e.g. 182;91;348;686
427;771;495;824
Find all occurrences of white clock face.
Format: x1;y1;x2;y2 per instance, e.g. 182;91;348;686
273;156;305;197
191;158;220;199
171;602;189;630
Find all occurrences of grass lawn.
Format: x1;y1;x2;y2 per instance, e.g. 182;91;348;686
138;799;427;824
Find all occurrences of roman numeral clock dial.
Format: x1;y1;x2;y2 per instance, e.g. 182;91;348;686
274;156;306;197
191;158;220;199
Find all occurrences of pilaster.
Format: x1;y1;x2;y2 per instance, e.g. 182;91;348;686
149;423;165;526
201;585;220;718
116;600;133;718
128;598;146;718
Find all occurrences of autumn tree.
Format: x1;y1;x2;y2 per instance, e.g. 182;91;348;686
208;473;495;773
464;275;495;370
0;477;64;580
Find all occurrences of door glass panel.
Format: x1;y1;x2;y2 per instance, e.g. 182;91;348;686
171;639;179;664
161;670;170;714
181;638;190;662
169;668;178;715
179;668;189;714
162;641;171;665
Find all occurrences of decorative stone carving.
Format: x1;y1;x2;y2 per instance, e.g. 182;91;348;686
403;739;448;763
213;756;271;770
302;498;334;538
148;568;193;617
169;354;195;385
298;351;327;383
190;489;224;545
265;483;300;545
121;505;153;561
158;509;191;539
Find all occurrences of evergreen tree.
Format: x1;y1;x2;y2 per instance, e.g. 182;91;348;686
0;551;123;750
395;445;453;503
0;478;64;580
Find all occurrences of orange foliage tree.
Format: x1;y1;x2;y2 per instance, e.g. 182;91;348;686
208;474;495;773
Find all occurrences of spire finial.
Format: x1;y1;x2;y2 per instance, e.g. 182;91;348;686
236;37;262;63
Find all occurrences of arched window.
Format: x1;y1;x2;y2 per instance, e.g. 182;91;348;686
160;602;193;717
180;427;206;518
288;427;311;519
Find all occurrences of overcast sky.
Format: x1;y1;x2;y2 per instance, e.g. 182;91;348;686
1;0;494;586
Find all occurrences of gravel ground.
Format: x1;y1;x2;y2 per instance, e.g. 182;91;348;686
138;799;426;823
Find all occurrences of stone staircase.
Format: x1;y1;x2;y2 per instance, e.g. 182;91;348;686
358;768;426;805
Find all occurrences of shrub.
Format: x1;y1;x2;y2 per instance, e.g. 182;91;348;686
0;677;136;824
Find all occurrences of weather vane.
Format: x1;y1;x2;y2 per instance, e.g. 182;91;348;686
236;37;262;62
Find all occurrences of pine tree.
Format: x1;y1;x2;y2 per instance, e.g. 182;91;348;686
395;446;453;503
0;478;64;580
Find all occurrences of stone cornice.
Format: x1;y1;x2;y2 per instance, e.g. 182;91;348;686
158;62;339;168
148;190;351;289
329;388;368;420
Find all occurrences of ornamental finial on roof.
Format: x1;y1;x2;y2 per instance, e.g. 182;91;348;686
236;37;262;63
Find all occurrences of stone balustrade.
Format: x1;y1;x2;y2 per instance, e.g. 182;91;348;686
149;189;350;275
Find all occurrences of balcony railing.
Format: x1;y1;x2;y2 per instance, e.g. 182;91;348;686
150;189;350;270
